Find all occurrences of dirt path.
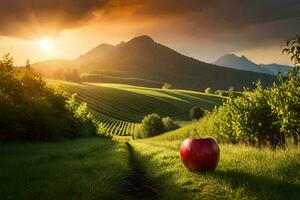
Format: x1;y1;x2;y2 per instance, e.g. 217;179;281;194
120;142;160;200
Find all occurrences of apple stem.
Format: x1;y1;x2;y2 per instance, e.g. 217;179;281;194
194;129;201;138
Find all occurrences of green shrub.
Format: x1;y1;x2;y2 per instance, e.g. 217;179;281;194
0;54;96;141
196;36;300;149
162;83;172;89
190;106;205;121
139;113;164;138
97;123;107;135
201;75;299;149
204;87;213;94
228;86;235;98
162;116;180;132
134;114;180;139
269;70;300;145
214;90;224;96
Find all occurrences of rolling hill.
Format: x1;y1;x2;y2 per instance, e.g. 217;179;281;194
34;35;276;90
214;53;294;76
49;80;226;136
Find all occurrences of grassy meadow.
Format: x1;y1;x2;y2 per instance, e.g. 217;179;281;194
1;74;299;200
131;125;300;200
1;126;299;200
0;138;130;200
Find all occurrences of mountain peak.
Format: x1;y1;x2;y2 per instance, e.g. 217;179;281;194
128;35;154;43
96;43;114;49
214;53;274;75
221;53;239;58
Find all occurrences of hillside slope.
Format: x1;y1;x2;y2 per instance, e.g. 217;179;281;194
49;80;225;135
35;35;276;90
75;36;276;90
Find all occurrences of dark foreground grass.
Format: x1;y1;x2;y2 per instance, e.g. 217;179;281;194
132;131;300;200
0;137;129;200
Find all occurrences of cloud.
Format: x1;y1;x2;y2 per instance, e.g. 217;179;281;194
1;0;300;50
0;0;109;38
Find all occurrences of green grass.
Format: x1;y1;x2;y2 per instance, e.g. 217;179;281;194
6;79;297;199
48;80;225;136
1;127;299;200
131;125;300;200
0;138;130;200
80;72;165;88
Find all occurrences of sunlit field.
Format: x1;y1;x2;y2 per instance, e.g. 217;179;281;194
1;129;299;200
0;138;129;200
49;80;225;136
128;122;300;199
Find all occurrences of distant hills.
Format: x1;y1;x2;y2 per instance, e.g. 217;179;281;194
214;54;294;76
33;35;276;90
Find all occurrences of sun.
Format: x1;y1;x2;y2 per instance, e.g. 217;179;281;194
37;38;54;52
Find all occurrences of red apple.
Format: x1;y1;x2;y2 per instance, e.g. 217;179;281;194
180;136;220;172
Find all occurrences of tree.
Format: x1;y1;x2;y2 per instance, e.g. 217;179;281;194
282;35;300;66
136;113;164;138
204;87;213;94
53;68;65;80
64;69;81;83
162;83;172;89
185;35;300;149
0;53;14;72
72;69;81;83
25;59;31;69
162;116;179;132
228;86;235;98
215;90;223;96
190;106;205;121
0;54;97;141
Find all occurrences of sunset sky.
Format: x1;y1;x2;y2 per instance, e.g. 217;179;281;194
0;0;300;66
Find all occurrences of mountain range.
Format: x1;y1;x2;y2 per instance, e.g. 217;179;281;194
33;35;277;90
214;54;293;76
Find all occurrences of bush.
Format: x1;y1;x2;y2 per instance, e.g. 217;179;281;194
139;113;164;138
0;54;96;141
53;68;81;83
204;87;213;94
228;86;235;98
134;114;180;139
162;116;180;132
196;36;300;149
97;123;107;135
214;90;224;96
269;70;300;145
201;75;299;149
162;83;172;89
190;107;205;121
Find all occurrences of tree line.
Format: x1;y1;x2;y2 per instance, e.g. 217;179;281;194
0;54;96;141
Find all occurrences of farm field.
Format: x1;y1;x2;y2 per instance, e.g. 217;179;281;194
48;80;225;136
1;127;299;200
0;138;130;200
131;124;300;200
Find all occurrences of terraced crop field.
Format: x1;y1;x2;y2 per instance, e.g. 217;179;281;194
48;81;226;136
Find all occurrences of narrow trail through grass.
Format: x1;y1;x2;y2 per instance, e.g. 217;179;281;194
120;142;160;200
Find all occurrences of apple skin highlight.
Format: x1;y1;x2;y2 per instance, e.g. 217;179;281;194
180;137;220;172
